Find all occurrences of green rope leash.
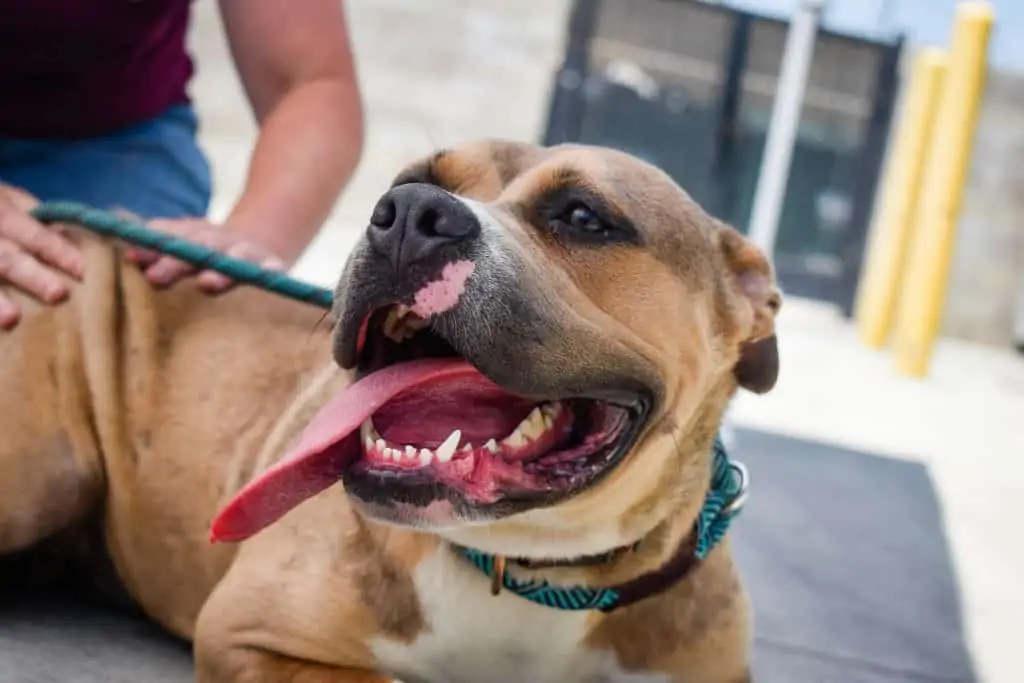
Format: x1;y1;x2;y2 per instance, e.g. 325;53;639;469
30;201;335;310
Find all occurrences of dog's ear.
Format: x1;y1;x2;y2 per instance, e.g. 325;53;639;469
715;222;782;394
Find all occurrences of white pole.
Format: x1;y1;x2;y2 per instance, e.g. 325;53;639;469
747;0;827;256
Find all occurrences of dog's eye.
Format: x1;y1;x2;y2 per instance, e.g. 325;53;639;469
551;202;613;240
567;204;602;232
540;192;640;245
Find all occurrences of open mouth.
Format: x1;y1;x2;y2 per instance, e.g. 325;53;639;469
343;305;646;511
210;305;649;542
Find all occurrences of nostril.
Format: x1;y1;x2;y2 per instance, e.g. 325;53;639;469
370;197;397;229
416;208;441;237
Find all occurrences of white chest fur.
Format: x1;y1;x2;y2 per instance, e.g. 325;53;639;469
371;547;670;683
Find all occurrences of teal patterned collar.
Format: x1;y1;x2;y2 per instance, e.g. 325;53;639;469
455;434;748;612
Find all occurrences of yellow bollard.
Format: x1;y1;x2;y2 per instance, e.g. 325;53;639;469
855;48;947;349
892;1;994;378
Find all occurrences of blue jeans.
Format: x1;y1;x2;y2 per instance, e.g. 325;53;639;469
0;105;212;220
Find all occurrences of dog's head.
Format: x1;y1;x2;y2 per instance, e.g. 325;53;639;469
212;140;780;556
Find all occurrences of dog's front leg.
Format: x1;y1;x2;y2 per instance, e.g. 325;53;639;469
195;648;393;683
193;532;399;683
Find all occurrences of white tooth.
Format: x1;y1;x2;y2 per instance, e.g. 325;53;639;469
405;445;417;458
435;429;461;463
461;443;473;452
543;415;554;429
419;449;434;466
484;439;499;453
383;308;402;341
520;408;546;440
380;448;392;461
363;436;374;453
375;438;387;452
503;429;527;448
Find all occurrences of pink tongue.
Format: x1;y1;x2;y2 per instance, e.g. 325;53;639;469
209;358;483;543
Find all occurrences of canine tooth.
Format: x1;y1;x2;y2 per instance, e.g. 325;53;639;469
435;429;461;463
484;439;499;453
419;449;433;466
382;308;403;340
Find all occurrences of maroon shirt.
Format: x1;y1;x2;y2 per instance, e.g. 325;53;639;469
0;0;193;139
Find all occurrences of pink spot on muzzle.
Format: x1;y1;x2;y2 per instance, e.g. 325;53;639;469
410;260;476;317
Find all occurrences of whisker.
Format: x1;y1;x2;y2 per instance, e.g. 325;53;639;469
308;309;332;341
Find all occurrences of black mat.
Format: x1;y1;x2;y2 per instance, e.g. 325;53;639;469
733;429;976;682
0;428;977;682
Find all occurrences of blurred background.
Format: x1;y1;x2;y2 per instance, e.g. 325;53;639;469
184;1;1022;681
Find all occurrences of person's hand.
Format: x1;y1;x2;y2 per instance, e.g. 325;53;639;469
126;218;286;293
0;185;84;329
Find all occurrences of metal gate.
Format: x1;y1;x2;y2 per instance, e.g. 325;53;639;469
542;0;904;314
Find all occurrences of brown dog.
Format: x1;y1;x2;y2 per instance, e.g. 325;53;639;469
0;139;780;682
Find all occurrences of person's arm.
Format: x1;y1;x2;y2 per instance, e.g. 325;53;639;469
220;0;363;262
143;0;364;289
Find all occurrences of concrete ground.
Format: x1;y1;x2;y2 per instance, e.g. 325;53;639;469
188;2;1024;681
7;2;1022;682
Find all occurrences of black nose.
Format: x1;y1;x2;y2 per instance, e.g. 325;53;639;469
366;183;480;274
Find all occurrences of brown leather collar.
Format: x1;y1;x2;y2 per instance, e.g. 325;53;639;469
602;526;700;611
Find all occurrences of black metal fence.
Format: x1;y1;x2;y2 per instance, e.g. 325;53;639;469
542;0;904;314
